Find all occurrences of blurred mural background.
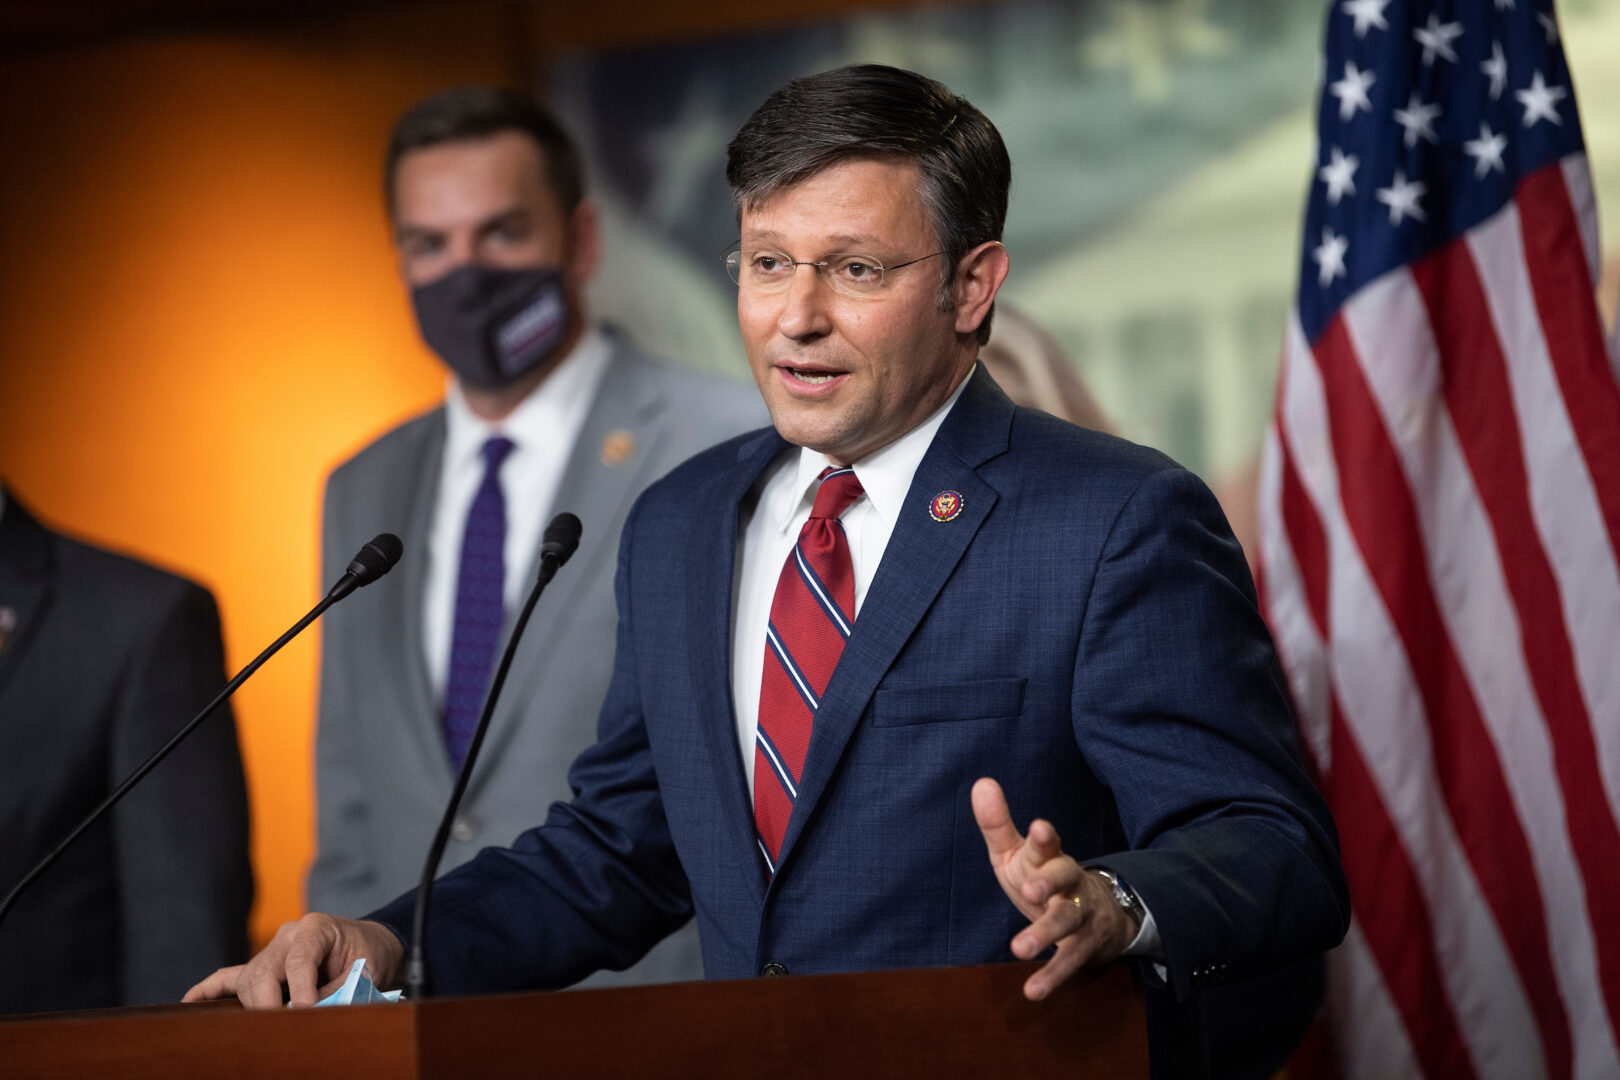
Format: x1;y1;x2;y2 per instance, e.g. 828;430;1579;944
1;0;1617;948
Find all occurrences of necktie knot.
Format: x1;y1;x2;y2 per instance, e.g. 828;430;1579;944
481;435;516;471
809;467;864;522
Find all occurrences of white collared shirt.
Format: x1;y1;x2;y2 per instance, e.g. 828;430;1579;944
729;369;974;789
423;327;611;702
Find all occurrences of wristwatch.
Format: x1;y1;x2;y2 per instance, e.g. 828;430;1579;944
1087;866;1145;929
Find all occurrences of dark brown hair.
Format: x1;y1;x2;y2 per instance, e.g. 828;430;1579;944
384;86;584;216
726;65;1011;344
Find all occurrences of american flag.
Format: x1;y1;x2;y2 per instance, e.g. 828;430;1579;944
1257;1;1620;1077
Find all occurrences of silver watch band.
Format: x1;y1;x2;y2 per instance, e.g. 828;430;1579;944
1087;866;1144;924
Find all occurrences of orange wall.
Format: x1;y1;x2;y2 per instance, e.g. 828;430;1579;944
0;4;525;947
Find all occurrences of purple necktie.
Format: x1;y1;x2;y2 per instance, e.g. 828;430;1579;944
442;435;515;772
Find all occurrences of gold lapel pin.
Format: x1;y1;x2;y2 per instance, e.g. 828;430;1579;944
929;490;964;522
601;429;636;467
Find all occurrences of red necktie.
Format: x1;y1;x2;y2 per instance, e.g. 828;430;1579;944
753;466;865;874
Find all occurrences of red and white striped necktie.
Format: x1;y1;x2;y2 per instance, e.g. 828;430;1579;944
753;466;865;875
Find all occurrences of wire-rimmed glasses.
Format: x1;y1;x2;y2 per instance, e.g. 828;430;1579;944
724;247;946;299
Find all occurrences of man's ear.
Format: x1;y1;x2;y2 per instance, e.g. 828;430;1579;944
567;199;601;285
952;241;1010;337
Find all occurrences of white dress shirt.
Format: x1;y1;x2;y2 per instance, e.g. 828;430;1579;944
730;370;972;790
423;327;611;703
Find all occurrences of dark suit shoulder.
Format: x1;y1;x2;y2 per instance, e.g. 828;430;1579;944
646;425;776;494
611;428;773;556
1;498;216;658
1011;404;1178;476
994;404;1208;507
50;532;216;613
26;530;221;669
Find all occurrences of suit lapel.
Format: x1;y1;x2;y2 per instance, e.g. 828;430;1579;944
394;416;455;787
774;371;1015;875
688;429;791;903
470;342;677;795
0;495;55;703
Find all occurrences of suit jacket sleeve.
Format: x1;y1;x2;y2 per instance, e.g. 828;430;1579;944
369;493;692;990
1069;465;1349;1000
307;469;374;915
111;580;252;1004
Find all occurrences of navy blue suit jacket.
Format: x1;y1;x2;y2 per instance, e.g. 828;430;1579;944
374;370;1349;1072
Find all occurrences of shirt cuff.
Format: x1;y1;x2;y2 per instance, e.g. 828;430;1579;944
1119;900;1168;983
1121;904;1162;958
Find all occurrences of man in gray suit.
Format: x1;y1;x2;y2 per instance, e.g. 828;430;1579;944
306;87;763;987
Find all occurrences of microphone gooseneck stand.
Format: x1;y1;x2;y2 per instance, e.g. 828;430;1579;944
406;512;582;1002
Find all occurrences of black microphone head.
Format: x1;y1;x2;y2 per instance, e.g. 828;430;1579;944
540;513;582;566
346;533;404;586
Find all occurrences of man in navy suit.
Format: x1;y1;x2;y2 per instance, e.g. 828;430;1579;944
191;65;1348;1076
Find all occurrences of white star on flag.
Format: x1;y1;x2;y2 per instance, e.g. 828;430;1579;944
1516;70;1567;127
1413;14;1463;66
1341;0;1391;39
1318;146;1359;204
1376;169;1428;225
1464;121;1508;177
1393;93;1442;147
1312;227;1349;286
1482;41;1509;101
1538;12;1558;43
1493;0;1515;8
1329;61;1376;122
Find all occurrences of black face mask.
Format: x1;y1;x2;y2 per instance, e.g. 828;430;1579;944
410;264;573;391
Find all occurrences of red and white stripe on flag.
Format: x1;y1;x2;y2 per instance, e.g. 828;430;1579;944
1259;2;1620;1078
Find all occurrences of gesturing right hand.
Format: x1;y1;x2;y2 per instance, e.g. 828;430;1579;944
183;913;406;1009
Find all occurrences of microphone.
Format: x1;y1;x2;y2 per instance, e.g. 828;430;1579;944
329;532;405;601
406;513;582;1002
538;512;582;564
0;534;404;933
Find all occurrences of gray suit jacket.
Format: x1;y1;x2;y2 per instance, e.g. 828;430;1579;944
307;332;765;986
0;492;252;1012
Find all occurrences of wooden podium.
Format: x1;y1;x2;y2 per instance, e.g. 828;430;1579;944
0;962;1146;1078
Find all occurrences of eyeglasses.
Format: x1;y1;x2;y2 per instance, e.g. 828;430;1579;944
724;248;946;299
